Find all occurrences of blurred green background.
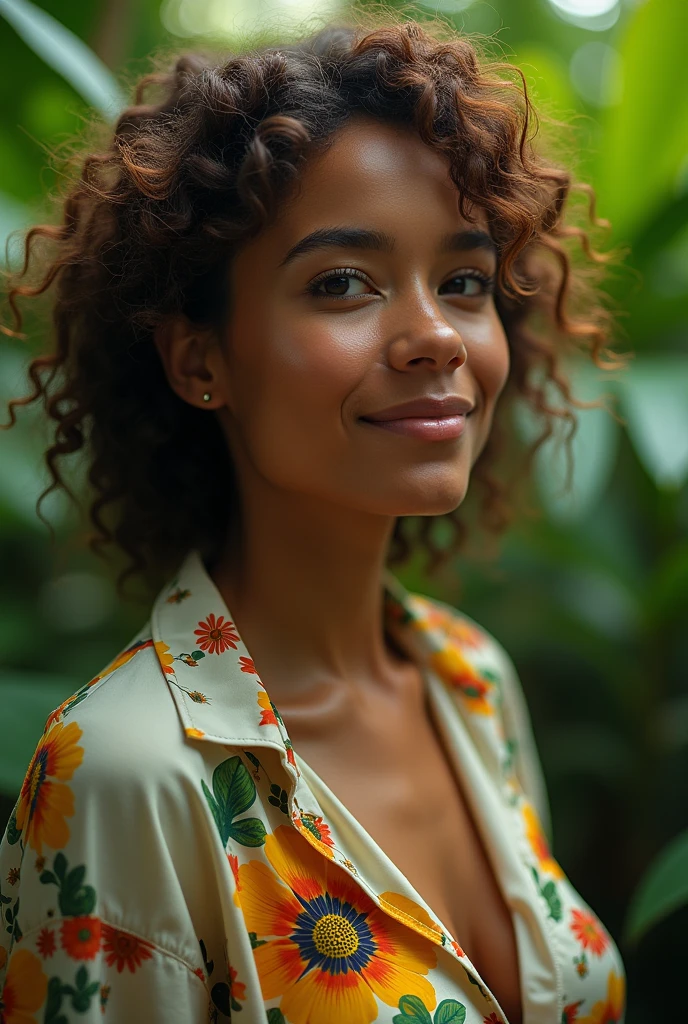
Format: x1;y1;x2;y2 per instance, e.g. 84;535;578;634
1;0;687;1018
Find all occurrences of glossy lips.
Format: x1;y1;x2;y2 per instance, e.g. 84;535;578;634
359;396;474;441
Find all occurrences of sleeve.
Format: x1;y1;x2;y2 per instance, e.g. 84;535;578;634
0;699;223;1023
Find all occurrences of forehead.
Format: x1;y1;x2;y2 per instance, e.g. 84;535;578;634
276;115;487;234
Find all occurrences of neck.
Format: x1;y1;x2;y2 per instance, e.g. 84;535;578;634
209;487;411;701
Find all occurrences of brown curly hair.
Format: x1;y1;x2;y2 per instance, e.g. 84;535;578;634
1;9;629;598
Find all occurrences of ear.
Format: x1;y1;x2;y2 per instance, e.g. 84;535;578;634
153;315;226;410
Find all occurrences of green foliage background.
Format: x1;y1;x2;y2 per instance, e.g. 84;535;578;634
1;0;687;1017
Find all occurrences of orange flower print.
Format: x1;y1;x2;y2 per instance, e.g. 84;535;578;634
36;926;56;958
6;867;19;886
450;939;465;958
238;824;437;1024
194;613;240;654
522;801;565;880
0;948;48;1024
257;688;279;727
239;656;257;674
563;1000;584;1022
570;908;609;957
484;1014;501;1024
15;719;84;855
102;924;154;973
577;970;625;1024
413;599;485;650
154;640;176;676
294;813;336;859
229;963;246;1002
167;586;191;603
60;915;102;959
429;645;494;716
186;728;205;739
228;852;242;906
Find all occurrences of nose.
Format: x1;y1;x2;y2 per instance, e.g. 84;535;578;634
386;294;467;372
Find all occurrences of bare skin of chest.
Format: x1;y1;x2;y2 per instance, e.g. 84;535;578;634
278;672;523;1024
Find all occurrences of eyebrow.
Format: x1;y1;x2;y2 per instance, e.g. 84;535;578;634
278;226;498;267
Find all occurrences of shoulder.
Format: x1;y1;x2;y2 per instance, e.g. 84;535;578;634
41;627;186;774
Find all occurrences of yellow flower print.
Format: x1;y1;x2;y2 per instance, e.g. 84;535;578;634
577;969;625;1024
185;727;206;739
16;720;84;855
429;645;494;716
522;800;565;880
0;947;48;1023
377;891;444;946
238;824;437;1024
153;640;176;675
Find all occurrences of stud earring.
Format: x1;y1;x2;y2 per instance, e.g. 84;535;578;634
202;392;211;403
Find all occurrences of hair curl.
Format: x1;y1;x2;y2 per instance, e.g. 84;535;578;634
1;9;629;597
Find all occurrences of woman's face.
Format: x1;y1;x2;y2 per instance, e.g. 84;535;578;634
216;115;510;517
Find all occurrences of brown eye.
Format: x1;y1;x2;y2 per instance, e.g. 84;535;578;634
306;268;375;300
439;272;494;296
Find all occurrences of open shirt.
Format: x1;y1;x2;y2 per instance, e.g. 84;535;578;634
0;549;626;1024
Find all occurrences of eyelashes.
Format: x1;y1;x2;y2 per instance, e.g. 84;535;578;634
305;266;496;300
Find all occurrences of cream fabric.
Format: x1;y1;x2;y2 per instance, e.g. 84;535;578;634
0;549;625;1024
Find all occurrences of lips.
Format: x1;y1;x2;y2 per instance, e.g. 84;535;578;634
360;395;474;421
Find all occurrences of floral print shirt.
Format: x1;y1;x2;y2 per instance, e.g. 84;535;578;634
0;549;626;1024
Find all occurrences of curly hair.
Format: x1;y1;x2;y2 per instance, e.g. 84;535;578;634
1;9;629;598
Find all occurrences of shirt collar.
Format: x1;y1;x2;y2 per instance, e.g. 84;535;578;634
150;548;446;757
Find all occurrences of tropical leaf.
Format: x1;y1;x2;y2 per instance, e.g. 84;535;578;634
617;356;688;490
625;828;688;944
594;0;688;244
0;0;125;118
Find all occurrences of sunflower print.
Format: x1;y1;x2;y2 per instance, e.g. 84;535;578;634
238;824;437;1024
15;719;84;855
0;948;48;1024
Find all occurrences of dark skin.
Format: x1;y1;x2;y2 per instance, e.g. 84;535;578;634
155;116;522;1023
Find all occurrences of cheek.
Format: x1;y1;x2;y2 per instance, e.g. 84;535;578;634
228;319;366;476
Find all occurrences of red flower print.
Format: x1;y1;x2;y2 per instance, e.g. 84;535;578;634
6;867;19;886
483;1014;501;1023
239;656;257;674
451;938;466;958
570;907;609;957
102;924;154;973
563;1000;584;1022
193;966;205;981
60;916;102;959
36;927;56;958
257;688;279;727
194;613;239;654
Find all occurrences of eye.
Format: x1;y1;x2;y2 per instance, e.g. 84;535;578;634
439;270;495;297
306;268;375;300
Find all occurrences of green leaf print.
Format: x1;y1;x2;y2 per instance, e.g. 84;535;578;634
40;852;96;916
541;880;563;923
267;1010;287;1024
393;993;433;1023
434;1000;467;1024
45;966;101;1021
6;810;21;845
202;755;267;848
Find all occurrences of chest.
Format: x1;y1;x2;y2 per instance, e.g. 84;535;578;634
283;686;524;1024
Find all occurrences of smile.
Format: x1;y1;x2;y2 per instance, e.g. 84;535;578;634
359;414;468;441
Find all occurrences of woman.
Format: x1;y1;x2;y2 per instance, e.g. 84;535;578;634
0;14;627;1024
